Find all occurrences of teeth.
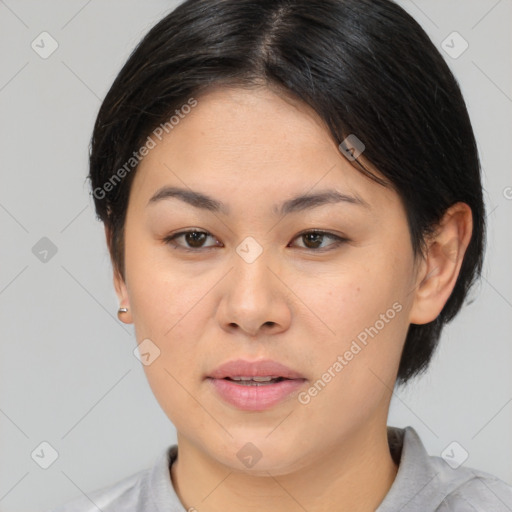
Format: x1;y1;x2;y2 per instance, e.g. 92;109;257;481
230;376;278;382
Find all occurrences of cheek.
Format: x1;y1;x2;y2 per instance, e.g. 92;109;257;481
124;230;206;338
295;262;404;344
299;257;411;392
141;358;209;435
298;298;407;432
126;263;213;426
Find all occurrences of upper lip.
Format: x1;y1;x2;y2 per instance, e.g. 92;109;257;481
208;359;305;380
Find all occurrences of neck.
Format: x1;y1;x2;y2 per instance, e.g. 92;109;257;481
170;420;398;512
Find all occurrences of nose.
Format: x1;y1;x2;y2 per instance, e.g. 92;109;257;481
216;246;292;337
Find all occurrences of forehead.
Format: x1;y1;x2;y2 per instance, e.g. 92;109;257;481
131;86;400;216
158;86;337;166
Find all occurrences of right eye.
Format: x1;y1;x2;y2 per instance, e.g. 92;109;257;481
163;230;223;251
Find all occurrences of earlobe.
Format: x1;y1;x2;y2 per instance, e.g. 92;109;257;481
409;202;473;325
113;269;132;324
104;225;133;324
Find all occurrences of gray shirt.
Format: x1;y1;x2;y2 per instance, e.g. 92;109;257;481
48;425;512;511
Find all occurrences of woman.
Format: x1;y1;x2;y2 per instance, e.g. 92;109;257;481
51;0;512;510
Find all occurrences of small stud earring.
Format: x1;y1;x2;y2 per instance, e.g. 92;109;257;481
117;307;129;319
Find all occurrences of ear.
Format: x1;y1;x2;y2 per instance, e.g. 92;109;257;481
104;225;133;324
409;202;473;325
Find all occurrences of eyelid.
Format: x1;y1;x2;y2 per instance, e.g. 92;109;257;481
163;229;348;252
163;229;220;250
290;230;348;250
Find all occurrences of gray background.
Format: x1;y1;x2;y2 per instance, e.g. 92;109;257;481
0;1;511;510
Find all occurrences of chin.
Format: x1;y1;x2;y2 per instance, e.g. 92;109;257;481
209;439;310;476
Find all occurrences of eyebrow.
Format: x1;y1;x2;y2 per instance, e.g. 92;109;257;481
147;186;369;216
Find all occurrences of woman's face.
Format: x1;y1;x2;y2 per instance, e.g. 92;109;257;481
116;86;422;474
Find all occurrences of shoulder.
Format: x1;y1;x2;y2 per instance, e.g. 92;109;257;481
46;445;179;512
435;471;512;511
46;469;148;512
379;426;512;512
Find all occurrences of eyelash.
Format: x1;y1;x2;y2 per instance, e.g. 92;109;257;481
163;229;348;253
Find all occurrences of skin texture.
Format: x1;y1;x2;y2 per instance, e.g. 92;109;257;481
109;86;473;512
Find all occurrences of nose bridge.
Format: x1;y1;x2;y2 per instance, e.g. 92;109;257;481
235;235;266;269
217;235;291;335
231;235;274;295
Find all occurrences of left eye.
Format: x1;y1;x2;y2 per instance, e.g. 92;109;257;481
163;230;346;251
291;230;347;250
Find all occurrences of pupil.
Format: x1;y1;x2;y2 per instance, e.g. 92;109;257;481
186;232;206;247
304;233;322;248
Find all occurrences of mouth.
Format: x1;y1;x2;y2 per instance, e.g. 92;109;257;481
207;358;305;380
220;376;290;385
206;359;306;411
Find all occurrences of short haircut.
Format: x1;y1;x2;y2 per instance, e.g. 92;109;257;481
88;0;485;386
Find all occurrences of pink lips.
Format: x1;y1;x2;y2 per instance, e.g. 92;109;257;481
206;359;306;411
208;359;305;380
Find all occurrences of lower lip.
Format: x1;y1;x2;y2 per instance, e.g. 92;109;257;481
207;378;306;411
